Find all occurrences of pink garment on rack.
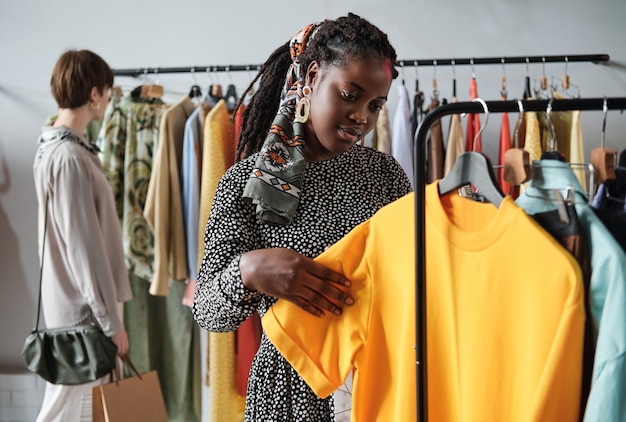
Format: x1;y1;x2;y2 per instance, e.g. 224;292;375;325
465;77;482;152
498;96;512;194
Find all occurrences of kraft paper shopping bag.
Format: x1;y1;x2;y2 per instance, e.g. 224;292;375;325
93;356;167;422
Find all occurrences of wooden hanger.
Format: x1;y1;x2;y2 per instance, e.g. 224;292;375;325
139;68;163;98
591;97;616;185
438;98;504;206
140;84;164;98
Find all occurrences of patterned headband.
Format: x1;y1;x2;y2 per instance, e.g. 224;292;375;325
283;22;321;96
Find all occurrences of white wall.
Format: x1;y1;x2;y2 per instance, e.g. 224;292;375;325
1;0;625;370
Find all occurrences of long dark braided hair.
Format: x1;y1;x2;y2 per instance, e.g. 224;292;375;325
234;12;399;161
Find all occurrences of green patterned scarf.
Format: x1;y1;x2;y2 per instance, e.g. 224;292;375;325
242;22;320;225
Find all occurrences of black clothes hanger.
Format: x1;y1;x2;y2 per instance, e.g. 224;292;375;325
604;150;626;205
188;68;203;100
189;85;202;99
412;63;425;133
438;98;505;206
523;58;532;100
224;83;238;111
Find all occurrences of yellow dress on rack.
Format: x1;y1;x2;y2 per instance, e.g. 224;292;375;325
549;92;586;192
196;99;245;422
523;110;542;163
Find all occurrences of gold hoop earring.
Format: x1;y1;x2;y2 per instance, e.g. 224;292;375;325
295;85;312;124
359;137;365;146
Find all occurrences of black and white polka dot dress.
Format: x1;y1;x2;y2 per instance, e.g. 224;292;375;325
193;145;412;421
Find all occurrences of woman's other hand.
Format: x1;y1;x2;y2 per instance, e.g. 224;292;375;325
111;329;129;356
240;248;354;317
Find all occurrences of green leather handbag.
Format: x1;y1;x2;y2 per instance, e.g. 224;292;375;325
22;324;117;385
21;193;117;385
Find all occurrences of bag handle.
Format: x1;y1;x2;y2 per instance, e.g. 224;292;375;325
112;355;143;384
32;192;49;332
121;354;142;379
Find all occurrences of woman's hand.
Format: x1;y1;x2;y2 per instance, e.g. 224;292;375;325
240;248;354;317
110;329;129;356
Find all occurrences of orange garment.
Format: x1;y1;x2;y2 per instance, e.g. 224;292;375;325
231;102;262;396
236;312;262;396
233;104;245;161
465;77;482;152
263;186;585;421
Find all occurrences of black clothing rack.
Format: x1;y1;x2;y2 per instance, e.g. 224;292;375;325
112;53;614;422
112;54;609;77
412;96;626;422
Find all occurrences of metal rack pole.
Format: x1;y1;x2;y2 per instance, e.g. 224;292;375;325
112;54;610;77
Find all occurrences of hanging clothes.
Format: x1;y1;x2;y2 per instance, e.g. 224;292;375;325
530;203;594;416
144;96;196;296
464;77;482;152
523;109;542;163
372;104;391;154
593;208;626;252
497;95;512;194
196;99;236;278
181;103;212;307
541;94;587;191
426;97;443;183
232;99;264;400
97;91;201;422
443;97;465;177
195;99;246;421
97;90;165;281
233;103;246;160
263;186;584;421
591;150;626;256
391;83;414;188
591;150;626;212
515;160;626;421
412;81;425;135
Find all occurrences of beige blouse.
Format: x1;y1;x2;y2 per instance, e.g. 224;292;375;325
33;125;132;336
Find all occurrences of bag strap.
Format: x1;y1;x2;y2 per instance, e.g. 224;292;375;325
33;192;49;332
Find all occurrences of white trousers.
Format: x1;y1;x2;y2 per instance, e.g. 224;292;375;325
36;376;108;422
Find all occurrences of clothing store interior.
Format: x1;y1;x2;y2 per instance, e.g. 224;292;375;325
1;0;626;421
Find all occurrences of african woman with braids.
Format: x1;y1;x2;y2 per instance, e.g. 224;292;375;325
193;13;412;420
